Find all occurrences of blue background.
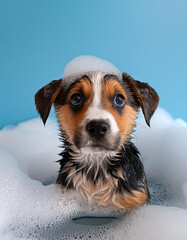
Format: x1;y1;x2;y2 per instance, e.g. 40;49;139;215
0;0;187;129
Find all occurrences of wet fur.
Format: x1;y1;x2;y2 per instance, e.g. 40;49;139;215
35;72;159;209
56;135;149;209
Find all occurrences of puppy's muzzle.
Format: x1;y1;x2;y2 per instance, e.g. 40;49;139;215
86;120;110;139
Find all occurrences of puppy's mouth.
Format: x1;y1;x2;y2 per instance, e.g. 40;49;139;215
81;144;110;153
73;131;121;154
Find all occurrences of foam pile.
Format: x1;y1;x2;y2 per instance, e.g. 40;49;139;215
0;118;60;185
1;56;187;239
135;108;187;207
0;108;187;239
63;55;121;78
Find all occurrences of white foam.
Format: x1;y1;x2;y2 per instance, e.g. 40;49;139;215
0;107;187;239
63;55;121;78
134;108;187;207
0;118;60;185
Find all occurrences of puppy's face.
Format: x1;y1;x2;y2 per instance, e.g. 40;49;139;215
55;73;138;153
35;72;159;154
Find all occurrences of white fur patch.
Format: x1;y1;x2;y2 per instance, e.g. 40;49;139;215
82;72;119;134
91;72;102;107
84;107;119;134
69;150;119;177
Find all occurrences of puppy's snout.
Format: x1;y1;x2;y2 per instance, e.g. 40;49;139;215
86;120;110;139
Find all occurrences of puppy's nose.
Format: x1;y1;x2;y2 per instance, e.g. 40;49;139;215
86;120;110;138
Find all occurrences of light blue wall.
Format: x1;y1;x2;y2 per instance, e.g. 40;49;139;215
1;0;187;129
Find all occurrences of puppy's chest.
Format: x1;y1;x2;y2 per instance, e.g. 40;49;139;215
63;163;123;206
59;160;148;209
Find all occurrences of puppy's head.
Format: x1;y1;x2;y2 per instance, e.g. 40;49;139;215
35;72;159;154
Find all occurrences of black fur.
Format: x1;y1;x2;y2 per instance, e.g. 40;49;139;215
56;130;149;198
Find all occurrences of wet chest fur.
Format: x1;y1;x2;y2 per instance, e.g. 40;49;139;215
56;142;149;209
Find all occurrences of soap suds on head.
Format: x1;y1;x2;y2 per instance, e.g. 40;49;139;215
0;107;187;239
63;56;121;78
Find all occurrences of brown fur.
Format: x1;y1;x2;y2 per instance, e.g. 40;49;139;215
102;79;138;146
35;79;62;125
123;73;159;126
55;78;93;143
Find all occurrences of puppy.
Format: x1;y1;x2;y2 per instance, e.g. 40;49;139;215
35;70;159;209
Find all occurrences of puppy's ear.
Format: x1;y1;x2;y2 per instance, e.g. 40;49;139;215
123;73;159;126
35;79;62;125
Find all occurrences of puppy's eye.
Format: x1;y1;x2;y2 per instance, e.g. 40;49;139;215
70;93;82;106
114;94;125;107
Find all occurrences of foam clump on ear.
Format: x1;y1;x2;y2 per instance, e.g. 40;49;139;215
1;108;187;239
63;55;121;78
